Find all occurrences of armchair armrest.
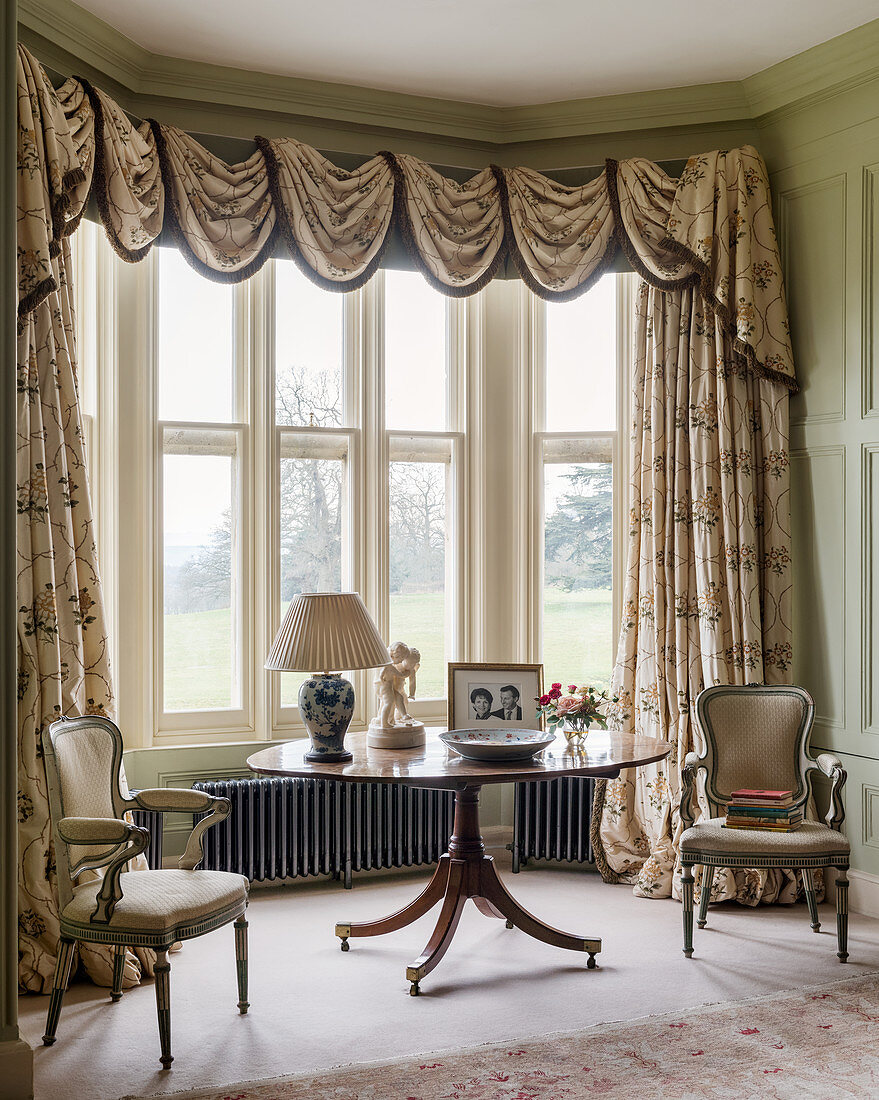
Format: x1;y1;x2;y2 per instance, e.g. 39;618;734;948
814;752;847;830
57;817;150;923
58;816;134;845
125;787;232;870
680;751;702;831
126;787;217;814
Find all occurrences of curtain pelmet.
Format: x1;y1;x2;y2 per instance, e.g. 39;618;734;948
15;46;797;395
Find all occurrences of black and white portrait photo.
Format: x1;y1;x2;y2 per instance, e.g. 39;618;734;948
470;687;494;720
449;664;543;730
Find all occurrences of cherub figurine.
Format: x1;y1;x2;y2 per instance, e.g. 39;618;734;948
374;642;421;728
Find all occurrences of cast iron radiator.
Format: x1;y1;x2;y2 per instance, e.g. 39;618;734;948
130;801;164;871
189;777;455;888
510;777;594;873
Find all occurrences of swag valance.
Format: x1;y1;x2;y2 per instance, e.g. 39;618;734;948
17;44;796;391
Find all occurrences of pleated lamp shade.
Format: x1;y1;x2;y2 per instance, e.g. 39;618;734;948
265;592;389;673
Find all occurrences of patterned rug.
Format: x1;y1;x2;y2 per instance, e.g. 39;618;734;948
128;973;879;1100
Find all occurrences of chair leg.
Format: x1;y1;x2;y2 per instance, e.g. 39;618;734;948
697;865;714;929
801;869;821;933
234;917;249;1014
154;949;173;1068
836;867;849;962
111;945;126;1001
43;937;76;1046
681;862;695;957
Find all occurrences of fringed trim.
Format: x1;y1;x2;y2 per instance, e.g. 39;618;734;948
658;234;799;393
79;78;155;265
493;164;619;302
47;166;88;259
147;119;278;285
589;778;621;884
17;277;57;334
256;135;392;294
381;151;507;299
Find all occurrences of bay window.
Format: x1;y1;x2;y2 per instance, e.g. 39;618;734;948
81;219;630;748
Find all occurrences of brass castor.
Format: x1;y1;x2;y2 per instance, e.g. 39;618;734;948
409;980;421;996
340;939;349;952
696;919;707;929
683;948;694;958
505;919;513;929
110;992;123;1003
586;953;598;970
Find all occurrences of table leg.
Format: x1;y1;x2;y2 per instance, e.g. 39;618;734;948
478;856;601;967
335;854;451;950
406;860;468;995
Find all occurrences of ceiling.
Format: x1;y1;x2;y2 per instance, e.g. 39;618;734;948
76;0;878;107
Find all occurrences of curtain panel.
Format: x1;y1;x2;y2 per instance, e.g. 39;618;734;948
16;42;799;989
592;283;796;907
17;45;157;993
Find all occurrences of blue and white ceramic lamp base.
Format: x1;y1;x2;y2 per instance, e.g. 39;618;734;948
299;673;356;762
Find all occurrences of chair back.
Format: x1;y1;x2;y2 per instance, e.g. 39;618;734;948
43;715;129;908
694;685;815;817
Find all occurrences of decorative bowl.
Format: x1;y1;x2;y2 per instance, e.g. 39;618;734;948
440;728;555;762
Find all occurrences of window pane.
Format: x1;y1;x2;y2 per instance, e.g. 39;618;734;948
158;247;234;422
163;453;238;710
275;261;343;427
385;270;446;430
545;276;616;431
389;461;446;698
543;462;613;690
279;456;343;706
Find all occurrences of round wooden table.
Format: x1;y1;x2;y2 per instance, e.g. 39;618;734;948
247;728;670;995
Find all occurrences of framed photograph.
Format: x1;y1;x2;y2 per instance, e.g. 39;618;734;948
447;663;544;731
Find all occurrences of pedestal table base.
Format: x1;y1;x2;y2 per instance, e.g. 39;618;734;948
335;784;601;995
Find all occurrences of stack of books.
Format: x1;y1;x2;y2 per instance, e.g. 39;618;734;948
724;788;802;831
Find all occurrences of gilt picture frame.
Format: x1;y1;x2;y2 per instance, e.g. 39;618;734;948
447;663;544;731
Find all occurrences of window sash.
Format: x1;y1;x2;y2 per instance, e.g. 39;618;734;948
156;424;250;731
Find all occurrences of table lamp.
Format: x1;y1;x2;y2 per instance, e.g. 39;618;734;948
265;592;390;762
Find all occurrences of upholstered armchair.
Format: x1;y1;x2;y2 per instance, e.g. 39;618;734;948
41;714;251;1068
679;685;850;961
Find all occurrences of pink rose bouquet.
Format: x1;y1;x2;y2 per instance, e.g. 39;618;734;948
535;682;615;746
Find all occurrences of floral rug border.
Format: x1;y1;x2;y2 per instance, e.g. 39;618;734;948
123;969;879;1100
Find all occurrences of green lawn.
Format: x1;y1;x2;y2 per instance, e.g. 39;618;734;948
163;589;613;712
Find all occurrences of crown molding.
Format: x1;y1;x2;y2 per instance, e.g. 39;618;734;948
744;17;879;122
17;0;879;156
18;0;751;150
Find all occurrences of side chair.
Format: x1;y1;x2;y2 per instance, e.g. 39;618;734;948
41;714;251;1068
679;684;850;961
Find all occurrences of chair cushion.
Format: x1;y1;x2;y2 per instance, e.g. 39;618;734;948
681;818;850;866
61;869;248;946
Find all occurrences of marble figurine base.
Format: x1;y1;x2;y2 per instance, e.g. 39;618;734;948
367;719;426;749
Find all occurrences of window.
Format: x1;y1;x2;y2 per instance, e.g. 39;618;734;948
536;275;629;690
156;250;246;729
84;225;628;747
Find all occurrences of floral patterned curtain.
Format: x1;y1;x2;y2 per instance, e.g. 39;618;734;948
17;44;155;993
592;281;796;906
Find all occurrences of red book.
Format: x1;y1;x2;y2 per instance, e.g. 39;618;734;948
729;788;793;801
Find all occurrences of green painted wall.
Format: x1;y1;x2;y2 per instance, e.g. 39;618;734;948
758;70;879;880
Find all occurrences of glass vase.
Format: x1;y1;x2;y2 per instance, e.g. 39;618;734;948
562;719;590;747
